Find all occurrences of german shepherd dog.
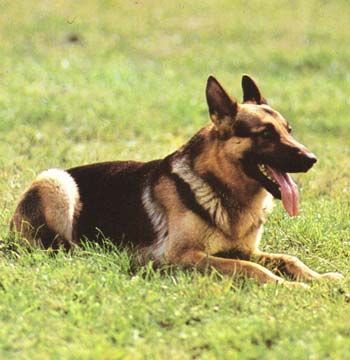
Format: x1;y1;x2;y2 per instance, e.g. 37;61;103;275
11;75;343;286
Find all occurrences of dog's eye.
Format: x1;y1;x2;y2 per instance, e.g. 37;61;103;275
287;126;292;133
260;129;273;139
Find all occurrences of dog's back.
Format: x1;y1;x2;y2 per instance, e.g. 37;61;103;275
68;160;163;247
11;159;165;249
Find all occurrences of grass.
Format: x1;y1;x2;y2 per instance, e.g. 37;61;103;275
0;0;350;358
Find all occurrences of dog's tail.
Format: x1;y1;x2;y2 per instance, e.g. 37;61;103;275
10;169;81;249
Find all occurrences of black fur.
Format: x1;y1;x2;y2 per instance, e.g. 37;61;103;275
169;172;213;227
68;160;163;247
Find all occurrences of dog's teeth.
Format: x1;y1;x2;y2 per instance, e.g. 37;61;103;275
258;164;278;185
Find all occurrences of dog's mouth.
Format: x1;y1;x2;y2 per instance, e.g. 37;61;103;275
256;163;299;217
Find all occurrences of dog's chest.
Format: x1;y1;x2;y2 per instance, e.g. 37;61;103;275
205;192;274;254
234;193;273;250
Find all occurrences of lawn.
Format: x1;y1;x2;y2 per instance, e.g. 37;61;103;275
1;0;350;359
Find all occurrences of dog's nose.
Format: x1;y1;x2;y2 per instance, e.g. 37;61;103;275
299;151;317;168
306;152;317;165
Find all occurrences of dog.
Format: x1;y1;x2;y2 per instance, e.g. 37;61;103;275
11;75;343;286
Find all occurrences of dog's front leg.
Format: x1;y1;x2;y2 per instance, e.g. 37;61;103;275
175;250;306;287
253;251;343;282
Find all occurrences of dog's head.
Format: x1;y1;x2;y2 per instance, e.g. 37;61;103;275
205;75;317;216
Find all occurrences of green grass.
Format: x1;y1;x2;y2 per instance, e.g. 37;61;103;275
1;0;350;358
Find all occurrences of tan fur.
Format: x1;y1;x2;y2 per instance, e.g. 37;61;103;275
12;169;80;247
151;177;300;285
172;154;231;236
141;183;168;259
193;125;274;254
252;251;343;281
150;147;340;285
36;169;80;243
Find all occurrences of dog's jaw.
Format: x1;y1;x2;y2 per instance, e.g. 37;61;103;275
241;159;300;217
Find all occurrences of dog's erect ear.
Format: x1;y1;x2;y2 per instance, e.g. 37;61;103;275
206;76;237;132
242;75;267;104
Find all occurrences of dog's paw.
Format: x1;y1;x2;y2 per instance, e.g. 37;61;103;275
319;272;344;281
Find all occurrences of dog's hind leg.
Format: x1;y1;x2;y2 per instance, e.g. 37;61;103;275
11;169;81;250
252;251;343;282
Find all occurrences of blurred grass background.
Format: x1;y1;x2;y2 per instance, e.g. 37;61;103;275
0;1;350;359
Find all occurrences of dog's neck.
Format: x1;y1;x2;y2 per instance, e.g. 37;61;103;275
170;127;272;236
179;125;267;204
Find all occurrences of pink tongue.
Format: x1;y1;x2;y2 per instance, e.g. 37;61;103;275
266;166;299;217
